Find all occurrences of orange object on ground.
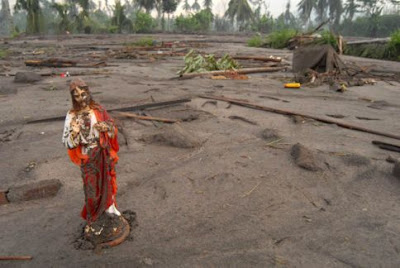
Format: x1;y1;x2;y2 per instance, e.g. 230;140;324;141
284;83;301;88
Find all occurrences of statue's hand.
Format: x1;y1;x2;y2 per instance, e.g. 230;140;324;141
94;122;110;132
71;118;81;134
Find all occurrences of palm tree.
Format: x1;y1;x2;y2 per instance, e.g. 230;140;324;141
137;0;155;13
73;0;90;32
225;0;254;31
51;2;70;32
315;0;328;23
14;0;42;33
182;0;191;12
111;0;132;33
328;0;343;31
297;0;316;25
203;0;212;10
191;0;200;11
0;0;14;35
344;0;358;20
162;0;179;31
284;0;296;26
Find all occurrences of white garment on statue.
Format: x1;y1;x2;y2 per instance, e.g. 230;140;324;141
106;203;121;216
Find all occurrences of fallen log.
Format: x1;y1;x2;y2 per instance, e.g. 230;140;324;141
25;59;77;67
0;256;33;261
372;140;400;153
199;95;400;141
25;59;108;68
181;66;287;78
27;98;191;124
114;111;178;123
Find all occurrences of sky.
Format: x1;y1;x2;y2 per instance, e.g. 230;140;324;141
7;0;302;18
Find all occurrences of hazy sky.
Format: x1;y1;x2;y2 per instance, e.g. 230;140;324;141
8;0;302;18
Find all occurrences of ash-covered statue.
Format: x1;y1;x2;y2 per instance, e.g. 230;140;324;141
63;78;129;248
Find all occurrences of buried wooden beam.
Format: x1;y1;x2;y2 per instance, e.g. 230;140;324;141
27;98;191;124
180;66;287;78
199;95;400;141
0;256;33;261
114;111;178;123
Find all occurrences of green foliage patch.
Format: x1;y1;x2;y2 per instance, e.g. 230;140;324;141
178;50;240;75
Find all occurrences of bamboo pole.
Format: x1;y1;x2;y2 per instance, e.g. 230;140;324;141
200;95;400;141
181;67;287;78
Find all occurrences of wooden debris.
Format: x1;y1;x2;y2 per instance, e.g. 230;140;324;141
200;95;400;141
27;98;191;124
25;59;108;68
0;256;33;261
181;66;287;79
25;59;77;67
114;112;178;123
372;140;400;153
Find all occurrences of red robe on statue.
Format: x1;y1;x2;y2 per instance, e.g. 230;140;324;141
67;107;119;223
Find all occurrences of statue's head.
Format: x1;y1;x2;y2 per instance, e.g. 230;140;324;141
69;78;94;111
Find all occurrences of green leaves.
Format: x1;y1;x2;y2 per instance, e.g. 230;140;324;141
178;50;240;75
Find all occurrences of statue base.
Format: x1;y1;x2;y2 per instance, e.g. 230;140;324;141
84;213;130;248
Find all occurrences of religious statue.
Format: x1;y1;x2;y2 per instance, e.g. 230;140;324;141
62;78;129;248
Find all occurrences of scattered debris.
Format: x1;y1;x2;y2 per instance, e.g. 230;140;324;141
14;72;42;83
228;115;258;125
24;161;37;172
291;143;322;171
292;115;306;124
372;140;400;153
200;95;400;141
6;179;62;203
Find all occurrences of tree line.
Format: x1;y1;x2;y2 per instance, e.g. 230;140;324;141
0;0;399;37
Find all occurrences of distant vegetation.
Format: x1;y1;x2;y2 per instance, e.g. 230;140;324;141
0;0;397;38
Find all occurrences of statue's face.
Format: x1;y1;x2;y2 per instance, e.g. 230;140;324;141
73;86;90;109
